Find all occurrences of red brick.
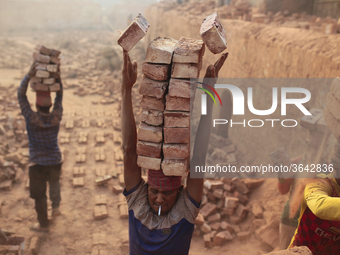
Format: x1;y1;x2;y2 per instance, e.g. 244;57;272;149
46;64;58;72
223;184;234;192
163;127;189;144
112;185;124;194
212;231;228;246
213;189;223;199
210;222;221;231
224;197;239;209
200;222;211;234
35;70;49;78
229;215;243;224
145;37;177;64
164;111;190;128
207;213;221;223
142;62;170;81
35;63;47;70
207;191;216;202
30;82;48;92
163;144;189;159
49;83;60;92
173;37;205;64
234;191;248;205
168;78;191;98
137;156;161;170
137;141;162;158
117;14;149;52
216;200;224;209
220;221;234;232
200;202;217;218
235;204;248;219
200;12;227;54
141;95;165;111
50;56;60;64
49;48;61;57
231;178;249;195
204;180;224;190
195;213;204;225
203;234;212;248
237;231;251;241
201;195;208;205
165;95;190;112
139;76;168;98
137;122;163;143
161;159;188;176
43;78;55;85
35;44;51;55
140;109;163;126
171;62;201;79
33;52;50;63
244;179;264;191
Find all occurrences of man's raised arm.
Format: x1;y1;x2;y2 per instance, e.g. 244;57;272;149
121;50;141;191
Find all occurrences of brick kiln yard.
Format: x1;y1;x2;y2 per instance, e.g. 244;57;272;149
0;1;340;254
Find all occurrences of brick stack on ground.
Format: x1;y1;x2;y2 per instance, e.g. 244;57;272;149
136;37;177;171
30;45;61;92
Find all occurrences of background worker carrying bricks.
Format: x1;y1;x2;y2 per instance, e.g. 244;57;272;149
17;45;63;233
120;46;227;253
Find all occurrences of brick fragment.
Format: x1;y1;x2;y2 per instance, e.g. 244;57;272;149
35;44;51;55
164;111;190;128
117;14;149;52
173;37;205;63
163;144;190;159
234;191;248;204
137;141;162;158
203;234;212;248
137;156;161;170
164;127;189;144
165;95;190;111
139;76;168;98
224;197;239;209
161;159;188;176
95;175;112;185
171;62;201;79
140;109;164;126
145;37;177;64
204;180;224;190
235;204;248;219
33;52;50;63
137;122;163;143
141;95;165;111
142;62;170;81
200;202;217;218
200;12;227;54
195;213;204;225
208;213;221;223
119;204;129;219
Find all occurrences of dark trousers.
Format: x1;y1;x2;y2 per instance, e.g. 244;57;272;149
29;163;62;228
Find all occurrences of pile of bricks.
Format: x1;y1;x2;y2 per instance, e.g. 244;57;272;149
30;45;61;92
195;178;264;248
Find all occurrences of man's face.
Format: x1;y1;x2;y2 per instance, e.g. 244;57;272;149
147;186;179;215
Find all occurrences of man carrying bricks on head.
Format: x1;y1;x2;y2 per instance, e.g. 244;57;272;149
17;61;63;233
121;50;227;254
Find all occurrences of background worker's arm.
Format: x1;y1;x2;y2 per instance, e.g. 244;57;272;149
121;50;141;192
188;53;228;204
18;62;37;118
52;65;63;118
305;180;340;221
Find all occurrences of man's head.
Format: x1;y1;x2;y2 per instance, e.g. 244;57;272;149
36;91;52;113
147;169;182;215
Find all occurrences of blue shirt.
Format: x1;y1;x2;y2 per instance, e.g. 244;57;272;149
124;180;200;255
18;75;63;166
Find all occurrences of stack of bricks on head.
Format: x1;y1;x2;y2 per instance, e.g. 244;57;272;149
30;45;61;92
118;12;227;178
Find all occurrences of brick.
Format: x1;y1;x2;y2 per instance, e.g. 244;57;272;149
119;203;129;219
164;111;190;128
139;76;169;98
161;159;188;176
212;232;227;246
140;109;164;126
210;230;218;239
163;143;190;159
73;177;84;187
137;122;163;143
173;37;205;63
195;213;204;225
30;82;48;91
210;222;221;231
31;77;42;83
165;95;190;111
35;63;47;70
137;141;162;158
33;52;50;63
50;56;60;64
141;95;165;111
223;184;234;192
201;195;208;206
49;83;60;92
137;155;161;170
145;37;177;64
119;174;125;186
142;62;170;81
234;191;248;204
29;236;40;255
0;180;12;191
73;167;85;176
168;78;191;98
49;72;60;79
95;175;112;185
117;13;149;52
43;78;55;85
163;127;189;144
203;234;212;248
230;215;243;224
200;222;211;234
213;189;223;199
224;197;239;209
35;44;51;55
231;178;249;195
200;202;217;218
95;194;107;205
235;204;248;219
112;185;124;194
216;199;224;209
94;205;108;220
200;12;227;54
237;231;251;241
204;180;224;190
35;70;49;78
207;213;221;223
49;48;61;57
171;62;200;79
95;153;106;162
207;191;216;202
220;221;234;232
46;64;58;72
